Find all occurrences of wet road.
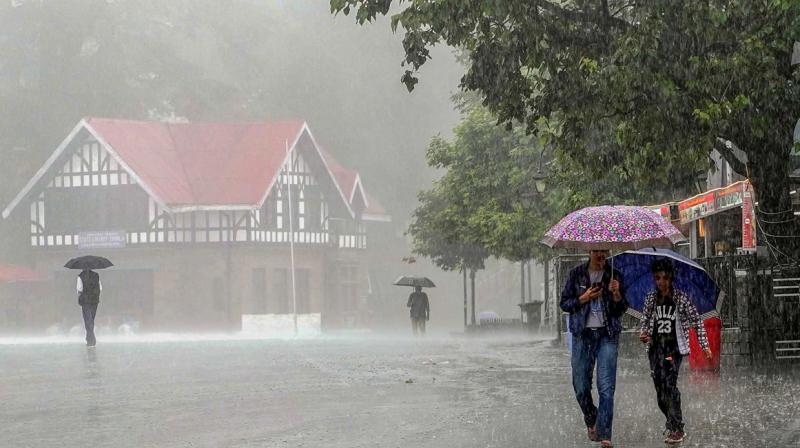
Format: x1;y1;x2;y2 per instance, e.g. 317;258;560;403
1;335;798;447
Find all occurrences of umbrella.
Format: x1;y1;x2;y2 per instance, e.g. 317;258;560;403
393;275;435;288
64;255;114;270
610;248;723;321
541;205;685;251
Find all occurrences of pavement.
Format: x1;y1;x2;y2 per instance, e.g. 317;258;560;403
0;334;798;447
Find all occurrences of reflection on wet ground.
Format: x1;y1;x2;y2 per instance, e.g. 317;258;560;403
0;336;797;447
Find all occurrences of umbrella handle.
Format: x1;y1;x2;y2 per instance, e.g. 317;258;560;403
609;251;616;288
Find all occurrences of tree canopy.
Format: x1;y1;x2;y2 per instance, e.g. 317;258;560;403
333;0;800;258
408;99;650;265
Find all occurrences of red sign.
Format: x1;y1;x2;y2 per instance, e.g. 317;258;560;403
646;204;670;218
741;181;756;249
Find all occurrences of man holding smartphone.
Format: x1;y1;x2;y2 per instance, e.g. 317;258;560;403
560;249;628;448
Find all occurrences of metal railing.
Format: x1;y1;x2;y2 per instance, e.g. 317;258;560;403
696;254;758;328
776;340;800;359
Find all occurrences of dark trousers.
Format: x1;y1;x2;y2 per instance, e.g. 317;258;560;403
81;303;98;346
411;317;426;336
571;329;619;440
648;345;683;432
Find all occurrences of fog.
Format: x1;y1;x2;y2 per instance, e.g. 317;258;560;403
2;2;798;447
0;0;502;337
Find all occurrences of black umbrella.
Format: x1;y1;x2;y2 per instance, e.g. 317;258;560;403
393;275;435;288
64;255;114;270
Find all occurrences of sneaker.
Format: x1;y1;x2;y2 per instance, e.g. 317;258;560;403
587;425;598;442
666;430;685;444
600;440;614;447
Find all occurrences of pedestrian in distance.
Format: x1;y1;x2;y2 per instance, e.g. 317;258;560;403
407;285;430;336
560;249;628;448
639;258;712;444
77;269;102;347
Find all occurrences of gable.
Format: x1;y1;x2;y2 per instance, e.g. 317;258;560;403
49;136;138;189
3;118;387;222
2;120;165;219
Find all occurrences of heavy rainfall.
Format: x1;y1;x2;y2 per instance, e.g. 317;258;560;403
0;1;799;447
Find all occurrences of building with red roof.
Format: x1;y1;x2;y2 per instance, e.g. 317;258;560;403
2;118;390;332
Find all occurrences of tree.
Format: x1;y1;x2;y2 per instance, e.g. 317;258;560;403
332;0;800;259
408;177;489;327
408;183;488;273
409;98;650;264
409;103;546;263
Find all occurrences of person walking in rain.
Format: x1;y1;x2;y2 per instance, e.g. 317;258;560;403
639;259;712;444
560;249;628;448
77;269;102;347
407;286;429;336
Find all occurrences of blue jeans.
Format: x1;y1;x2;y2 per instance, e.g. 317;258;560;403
81;304;98;346
571;328;619;440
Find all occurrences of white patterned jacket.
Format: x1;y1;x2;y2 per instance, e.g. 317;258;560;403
639;289;709;356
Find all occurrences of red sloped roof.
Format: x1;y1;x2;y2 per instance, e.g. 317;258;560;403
318;145;389;219
87;118;306;206
318;145;358;202
364;193;387;216
0;265;46;284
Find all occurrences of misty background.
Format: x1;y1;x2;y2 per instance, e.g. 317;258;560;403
0;0;531;332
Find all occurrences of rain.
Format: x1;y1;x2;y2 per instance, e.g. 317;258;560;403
0;1;799;447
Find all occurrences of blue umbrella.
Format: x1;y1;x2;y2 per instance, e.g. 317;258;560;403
610;248;723;321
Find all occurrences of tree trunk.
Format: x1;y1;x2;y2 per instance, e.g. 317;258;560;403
470;269;476;326
463;268;468;329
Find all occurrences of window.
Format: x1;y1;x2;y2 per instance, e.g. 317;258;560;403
298;189;305;230
276;189;284;230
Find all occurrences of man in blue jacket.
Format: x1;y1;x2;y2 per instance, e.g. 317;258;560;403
560;249;628;448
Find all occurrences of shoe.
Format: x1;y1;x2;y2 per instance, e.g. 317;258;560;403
587;425;598;442
600;440;614;447
665;430;685;444
662;428;671;443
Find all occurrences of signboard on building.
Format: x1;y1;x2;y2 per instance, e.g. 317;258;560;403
715;182;745;212
78;230;126;250
647;202;680;222
678;180;749;224
741;182;756;249
679;193;716;224
647;204;671;218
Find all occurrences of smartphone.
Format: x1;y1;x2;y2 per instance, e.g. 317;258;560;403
591;282;603;290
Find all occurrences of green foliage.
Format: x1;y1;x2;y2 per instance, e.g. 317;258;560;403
410;101;614;265
334;0;800;257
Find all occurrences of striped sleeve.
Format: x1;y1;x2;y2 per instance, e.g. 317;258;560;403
639;292;656;335
680;291;709;351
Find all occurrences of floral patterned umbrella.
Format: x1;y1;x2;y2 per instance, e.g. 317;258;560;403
541;205;686;251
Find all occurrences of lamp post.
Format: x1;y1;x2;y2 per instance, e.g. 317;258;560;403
529;168;553;335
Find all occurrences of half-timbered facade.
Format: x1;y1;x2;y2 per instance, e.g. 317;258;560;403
2;118;389;332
